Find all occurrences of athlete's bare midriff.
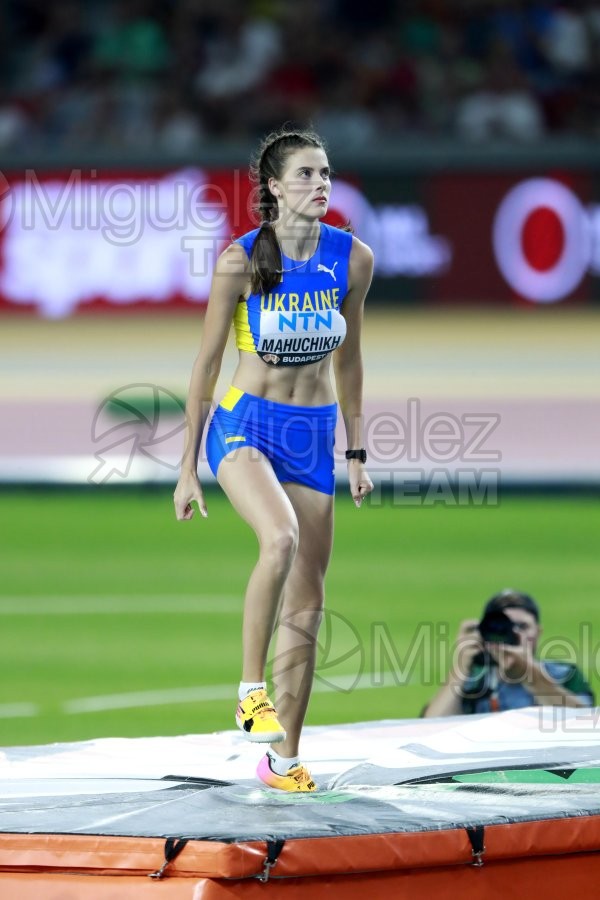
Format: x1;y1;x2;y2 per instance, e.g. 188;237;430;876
231;349;336;407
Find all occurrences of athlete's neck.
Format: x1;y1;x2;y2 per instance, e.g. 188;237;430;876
274;217;321;262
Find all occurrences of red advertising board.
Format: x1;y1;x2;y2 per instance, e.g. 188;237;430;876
428;171;594;305
0;167;597;315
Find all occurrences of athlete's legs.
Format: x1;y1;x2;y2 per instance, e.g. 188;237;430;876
216;447;299;684
270;482;334;758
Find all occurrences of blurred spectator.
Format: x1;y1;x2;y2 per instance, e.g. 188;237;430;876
312;76;378;149
0;93;31;150
542;2;591;73
587;2;600;57
455;47;545;141
1;0;599;152
153;90;205;154
91;0;170;77
194;10;281;101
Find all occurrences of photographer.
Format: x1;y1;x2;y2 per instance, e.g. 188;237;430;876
423;590;594;717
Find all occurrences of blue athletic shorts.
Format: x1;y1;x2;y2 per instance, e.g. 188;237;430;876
206;386;338;495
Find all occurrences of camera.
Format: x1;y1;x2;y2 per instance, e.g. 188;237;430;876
478;609;520;647
471;609;520;668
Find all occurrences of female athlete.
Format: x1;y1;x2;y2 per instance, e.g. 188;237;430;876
174;128;374;791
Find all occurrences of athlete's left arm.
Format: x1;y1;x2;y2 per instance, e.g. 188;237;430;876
333;236;375;508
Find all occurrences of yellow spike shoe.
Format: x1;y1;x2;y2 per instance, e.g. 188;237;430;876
235;689;286;743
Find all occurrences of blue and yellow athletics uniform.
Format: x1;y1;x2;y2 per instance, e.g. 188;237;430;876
206;222;353;495
233;221;351;368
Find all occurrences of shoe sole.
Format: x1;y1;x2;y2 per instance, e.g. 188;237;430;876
237;726;286;743
256;773;317;791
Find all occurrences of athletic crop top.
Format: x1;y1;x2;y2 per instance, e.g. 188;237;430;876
233;222;353;367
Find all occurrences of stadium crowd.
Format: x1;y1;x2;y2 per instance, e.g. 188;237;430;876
1;0;599;153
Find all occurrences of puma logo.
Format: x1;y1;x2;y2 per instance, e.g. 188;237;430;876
317;261;338;281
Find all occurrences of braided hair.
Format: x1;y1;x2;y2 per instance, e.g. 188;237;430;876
248;127;325;295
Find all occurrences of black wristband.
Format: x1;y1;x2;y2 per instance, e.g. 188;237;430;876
345;449;367;463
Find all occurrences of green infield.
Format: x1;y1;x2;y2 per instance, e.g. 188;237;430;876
1;488;598;747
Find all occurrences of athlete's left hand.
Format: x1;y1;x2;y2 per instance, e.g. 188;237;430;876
348;461;374;508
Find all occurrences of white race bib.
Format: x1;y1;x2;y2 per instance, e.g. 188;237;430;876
257;308;347;367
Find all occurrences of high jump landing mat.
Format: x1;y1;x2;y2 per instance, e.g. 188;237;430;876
2;707;600;899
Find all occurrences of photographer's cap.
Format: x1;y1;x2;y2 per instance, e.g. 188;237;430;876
483;589;540;622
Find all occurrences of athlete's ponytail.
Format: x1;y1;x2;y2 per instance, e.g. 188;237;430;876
249;127;325;295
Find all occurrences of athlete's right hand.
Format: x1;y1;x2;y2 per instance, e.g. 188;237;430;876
173;473;208;520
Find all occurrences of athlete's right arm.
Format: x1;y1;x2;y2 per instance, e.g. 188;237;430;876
174;242;250;521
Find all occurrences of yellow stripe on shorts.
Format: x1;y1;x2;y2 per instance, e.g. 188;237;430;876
225;435;246;444
219;385;244;411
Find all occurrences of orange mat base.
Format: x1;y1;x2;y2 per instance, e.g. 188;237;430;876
2;815;600;900
2;853;600;900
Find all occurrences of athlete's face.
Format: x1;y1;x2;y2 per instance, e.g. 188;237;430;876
269;147;331;220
